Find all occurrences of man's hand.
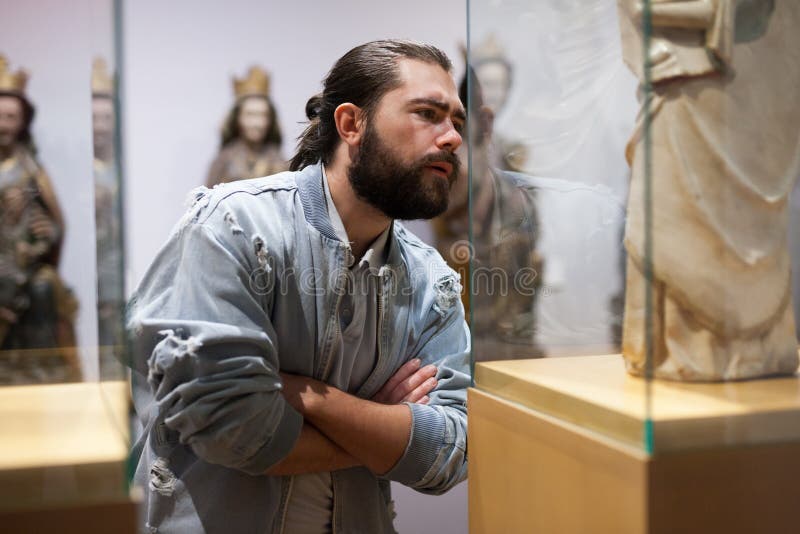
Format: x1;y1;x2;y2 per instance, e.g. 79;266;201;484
371;358;438;405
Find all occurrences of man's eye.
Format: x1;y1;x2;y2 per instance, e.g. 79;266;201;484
417;109;437;120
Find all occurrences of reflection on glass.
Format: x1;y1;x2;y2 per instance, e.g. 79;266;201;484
0;54;80;384
92;57;125;380
205;65;288;187
434;67;544;360
463;3;632;360
620;0;800;381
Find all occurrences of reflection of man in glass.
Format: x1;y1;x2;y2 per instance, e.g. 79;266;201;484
205;66;288;187
434;67;543;359
0;54;79;384
92;58;124;378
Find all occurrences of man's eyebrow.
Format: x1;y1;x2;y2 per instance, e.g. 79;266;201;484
409;98;467;122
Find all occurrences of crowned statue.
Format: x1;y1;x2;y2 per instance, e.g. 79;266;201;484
205;65;288;187
0;54;80;384
618;0;800;380
92;58;124;378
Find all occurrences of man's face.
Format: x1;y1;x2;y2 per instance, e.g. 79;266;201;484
0;96;24;151
237;96;271;146
349;59;465;220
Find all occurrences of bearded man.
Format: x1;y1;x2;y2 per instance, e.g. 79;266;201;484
129;40;469;533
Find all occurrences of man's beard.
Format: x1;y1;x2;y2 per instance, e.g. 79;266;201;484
348;123;460;220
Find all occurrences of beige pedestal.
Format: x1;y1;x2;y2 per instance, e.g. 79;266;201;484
0;381;137;534
469;355;800;534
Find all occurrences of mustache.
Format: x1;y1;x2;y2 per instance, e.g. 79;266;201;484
417;150;461;180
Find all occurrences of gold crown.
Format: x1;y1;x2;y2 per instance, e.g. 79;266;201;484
92;57;113;96
471;34;508;65
233;66;271;99
0;54;29;95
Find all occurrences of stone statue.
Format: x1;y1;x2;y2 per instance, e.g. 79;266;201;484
433;68;544;360
0;54;80;384
618;0;800;380
205;66;288;187
92;58;124;378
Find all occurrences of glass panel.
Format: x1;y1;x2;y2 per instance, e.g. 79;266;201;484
464;1;634;360
0;0;131;516
91;0;127;382
466;0;648;448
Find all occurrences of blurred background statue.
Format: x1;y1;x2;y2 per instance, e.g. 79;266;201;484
471;35;528;172
205;65;287;187
92;57;124;378
433;67;544;360
618;0;800;380
0;53;80;384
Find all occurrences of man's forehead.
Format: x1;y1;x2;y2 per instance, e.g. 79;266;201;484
392;59;464;112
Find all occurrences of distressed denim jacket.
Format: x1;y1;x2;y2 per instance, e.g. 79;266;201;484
128;163;470;534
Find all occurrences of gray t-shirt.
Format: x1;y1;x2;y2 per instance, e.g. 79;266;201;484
283;169;389;534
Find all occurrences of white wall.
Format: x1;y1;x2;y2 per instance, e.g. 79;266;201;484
1;0;102;379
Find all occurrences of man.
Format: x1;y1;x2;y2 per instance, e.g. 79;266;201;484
129;40;470;533
0;53;79;384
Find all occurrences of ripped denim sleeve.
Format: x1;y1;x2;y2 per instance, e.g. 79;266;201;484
129;219;302;475
383;271;470;494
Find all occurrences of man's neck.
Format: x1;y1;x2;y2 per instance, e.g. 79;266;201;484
324;160;391;261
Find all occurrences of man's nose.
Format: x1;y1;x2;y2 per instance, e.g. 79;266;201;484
436;121;462;153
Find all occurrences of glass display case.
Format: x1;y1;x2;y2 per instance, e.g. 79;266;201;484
0;0;132;530
466;1;800;532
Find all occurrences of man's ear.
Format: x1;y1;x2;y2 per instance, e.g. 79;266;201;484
333;103;364;147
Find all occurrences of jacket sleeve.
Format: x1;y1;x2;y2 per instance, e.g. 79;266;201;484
128;209;302;476
383;272;470;495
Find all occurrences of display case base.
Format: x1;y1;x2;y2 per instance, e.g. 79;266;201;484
469;355;800;534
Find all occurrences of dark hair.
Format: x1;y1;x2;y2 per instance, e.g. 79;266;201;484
220;94;283;149
0;92;36;155
290;39;452;171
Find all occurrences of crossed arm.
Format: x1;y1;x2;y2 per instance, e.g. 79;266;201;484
265;358;439;476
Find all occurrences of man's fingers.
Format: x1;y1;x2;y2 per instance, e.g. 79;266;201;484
383;365;437;404
402;377;438;404
372;358;421;402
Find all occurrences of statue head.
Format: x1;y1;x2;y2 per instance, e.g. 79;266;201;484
0;55;34;155
472;35;513;114
221;66;282;149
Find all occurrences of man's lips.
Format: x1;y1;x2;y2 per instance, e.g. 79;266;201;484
425;162;453;177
